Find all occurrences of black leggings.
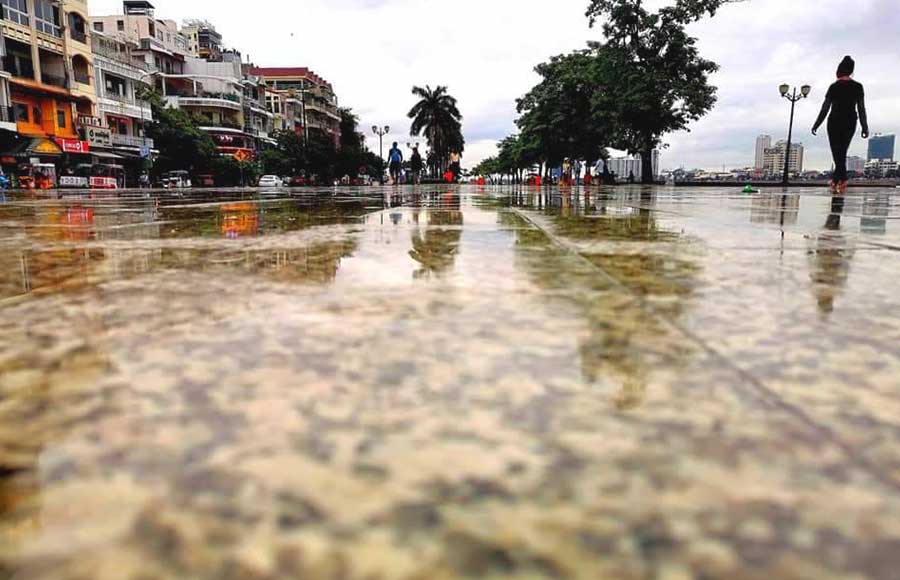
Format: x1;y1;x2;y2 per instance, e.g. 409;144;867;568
828;119;856;182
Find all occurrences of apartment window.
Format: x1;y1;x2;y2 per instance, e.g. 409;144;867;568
32;106;42;125
1;0;29;26
13;103;29;123
57;109;67;129
34;0;61;37
148;22;155;37
94;22;104;32
105;73;127;98
117;20;124;31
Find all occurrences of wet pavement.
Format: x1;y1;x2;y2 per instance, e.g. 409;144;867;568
1;185;899;579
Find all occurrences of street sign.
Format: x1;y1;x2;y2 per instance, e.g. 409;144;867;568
85;126;112;148
140;145;151;158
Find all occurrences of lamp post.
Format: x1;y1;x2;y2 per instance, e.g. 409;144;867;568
779;83;811;185
372;125;390;179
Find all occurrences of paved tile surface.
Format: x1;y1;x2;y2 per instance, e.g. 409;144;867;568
1;186;899;579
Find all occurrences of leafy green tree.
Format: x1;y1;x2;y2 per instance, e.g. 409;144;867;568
517;50;615;180
408;85;465;177
144;102;217;176
583;0;737;182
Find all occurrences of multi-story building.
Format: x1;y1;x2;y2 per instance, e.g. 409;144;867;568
160;52;254;160
847;156;866;175
266;88;304;136
763;141;803;176
865;158;898;178
1;0;96;171
180;20;220;60
867;133;895;162
754;134;771;170
241;68;273;144
249;67;341;145
91;1;189;77
90;31;154;159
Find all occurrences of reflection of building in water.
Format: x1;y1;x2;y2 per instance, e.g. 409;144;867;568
409;210;464;280
809;197;855;317
220;202;259;239
861;195;890;235
750;194;800;226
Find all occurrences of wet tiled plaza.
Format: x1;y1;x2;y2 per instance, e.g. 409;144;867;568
1;185;899;579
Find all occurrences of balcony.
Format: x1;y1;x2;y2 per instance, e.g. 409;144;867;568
111;133;154;149
165;94;242;112
0;105;16;131
41;73;68;88
74;72;91;85
71;30;87;44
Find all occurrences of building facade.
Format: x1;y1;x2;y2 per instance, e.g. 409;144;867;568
249;67;341;145
90;31;153;159
868;133;895;162
763;141;804;176
754;134;771;170
865;158;898;178
1;0;97;175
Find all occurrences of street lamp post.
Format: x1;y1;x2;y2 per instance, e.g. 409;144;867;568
779;83;811;185
372;125;390;179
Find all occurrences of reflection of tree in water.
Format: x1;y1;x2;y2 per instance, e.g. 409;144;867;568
409;210;463;280
502;197;701;411
809;197;855;318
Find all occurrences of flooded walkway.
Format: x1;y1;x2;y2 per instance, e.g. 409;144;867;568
1;186;899;579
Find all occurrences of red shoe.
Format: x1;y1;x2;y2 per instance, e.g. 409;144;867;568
838;180;849;195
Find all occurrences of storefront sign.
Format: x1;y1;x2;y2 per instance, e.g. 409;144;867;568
34;140;62;155
90;176;118;190
56;138;90;154
85;126;112;148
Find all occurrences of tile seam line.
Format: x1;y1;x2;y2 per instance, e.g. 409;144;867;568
511;207;900;495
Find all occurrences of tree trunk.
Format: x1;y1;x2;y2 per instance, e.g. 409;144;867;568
641;147;655;185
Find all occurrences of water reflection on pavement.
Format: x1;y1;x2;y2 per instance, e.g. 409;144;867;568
1;185;899;579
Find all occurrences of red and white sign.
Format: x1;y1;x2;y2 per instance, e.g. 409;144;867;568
90;176;118;190
55;139;90;154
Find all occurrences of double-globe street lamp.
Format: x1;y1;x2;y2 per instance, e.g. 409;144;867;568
778;83;812;185
372;125;390;179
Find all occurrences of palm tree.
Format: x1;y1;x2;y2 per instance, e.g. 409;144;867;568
407;85;464;177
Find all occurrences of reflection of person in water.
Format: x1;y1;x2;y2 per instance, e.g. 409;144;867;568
810;196;855;317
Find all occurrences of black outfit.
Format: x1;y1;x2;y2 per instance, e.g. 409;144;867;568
813;79;868;182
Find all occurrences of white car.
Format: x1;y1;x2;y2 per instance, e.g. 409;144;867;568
258;175;282;188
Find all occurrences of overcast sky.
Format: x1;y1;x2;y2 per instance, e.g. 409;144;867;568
90;0;900;170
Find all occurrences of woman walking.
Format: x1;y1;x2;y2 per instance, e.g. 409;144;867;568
812;56;869;194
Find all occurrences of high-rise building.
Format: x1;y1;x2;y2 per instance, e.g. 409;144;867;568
754;134;771;169
91;1;190;75
763;141;804;176
847;156;866;175
868;133;895;161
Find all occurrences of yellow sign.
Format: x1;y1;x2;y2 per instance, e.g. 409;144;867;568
233;149;253;162
33;139;63;154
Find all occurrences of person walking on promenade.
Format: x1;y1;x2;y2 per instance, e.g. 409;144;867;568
812;56;869;195
410;145;423;185
388;142;404;184
449;151;461;183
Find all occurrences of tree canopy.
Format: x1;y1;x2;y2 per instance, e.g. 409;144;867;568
408;85;465;176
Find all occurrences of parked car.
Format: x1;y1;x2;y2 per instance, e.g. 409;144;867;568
162;171;192;189
258;175;282;188
289;175;307;187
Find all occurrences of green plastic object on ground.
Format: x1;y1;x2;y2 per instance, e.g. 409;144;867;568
743;184;756;194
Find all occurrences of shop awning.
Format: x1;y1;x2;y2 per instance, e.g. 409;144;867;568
4;137;64;157
91;151;125;160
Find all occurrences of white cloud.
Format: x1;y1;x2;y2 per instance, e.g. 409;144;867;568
90;0;900;170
